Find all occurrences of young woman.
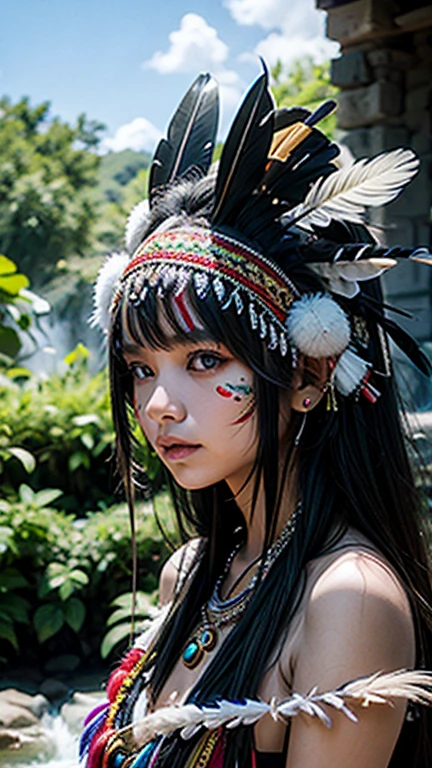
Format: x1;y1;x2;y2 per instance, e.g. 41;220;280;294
82;69;432;767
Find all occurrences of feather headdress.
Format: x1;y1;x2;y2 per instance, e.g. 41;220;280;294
92;63;432;400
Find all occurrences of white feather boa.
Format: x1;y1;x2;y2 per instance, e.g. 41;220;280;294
125;669;432;745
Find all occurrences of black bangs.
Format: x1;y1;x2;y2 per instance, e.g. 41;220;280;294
115;265;294;390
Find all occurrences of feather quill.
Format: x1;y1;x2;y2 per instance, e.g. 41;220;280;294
285;148;419;229
123;669;432;747
149;74;219;207
213;66;274;225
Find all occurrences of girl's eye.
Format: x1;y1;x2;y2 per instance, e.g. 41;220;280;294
129;364;153;381
188;351;226;372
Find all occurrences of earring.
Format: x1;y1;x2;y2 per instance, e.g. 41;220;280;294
302;396;312;409
294;413;307;447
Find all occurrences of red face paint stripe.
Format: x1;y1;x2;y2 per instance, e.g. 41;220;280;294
232;404;255;425
216;385;232;398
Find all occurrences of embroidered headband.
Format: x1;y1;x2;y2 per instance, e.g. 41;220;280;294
92;66;432;403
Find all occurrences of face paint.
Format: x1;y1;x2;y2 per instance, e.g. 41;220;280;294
124;341;259;494
133;394;142;419
216;382;254;400
232;400;256;426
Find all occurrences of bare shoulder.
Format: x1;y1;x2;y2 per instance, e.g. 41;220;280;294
159;537;203;606
293;546;415;692
284;546;416;767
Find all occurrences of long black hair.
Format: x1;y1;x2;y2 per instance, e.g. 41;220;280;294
108;177;432;767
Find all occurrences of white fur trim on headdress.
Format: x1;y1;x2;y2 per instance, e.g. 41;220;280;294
334;347;370;396
125;199;150;254
286;293;350;358
90;251;130;333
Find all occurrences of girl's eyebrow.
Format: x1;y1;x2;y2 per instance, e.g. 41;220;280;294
122;340;144;356
122;336;221;356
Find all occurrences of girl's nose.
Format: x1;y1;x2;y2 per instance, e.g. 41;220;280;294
145;384;186;424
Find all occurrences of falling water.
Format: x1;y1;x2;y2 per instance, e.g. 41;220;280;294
6;714;79;768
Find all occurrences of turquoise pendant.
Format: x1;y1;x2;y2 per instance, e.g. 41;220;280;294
200;626;217;651
182;625;218;669
182;639;204;669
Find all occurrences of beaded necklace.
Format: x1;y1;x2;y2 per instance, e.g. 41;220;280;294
182;504;302;669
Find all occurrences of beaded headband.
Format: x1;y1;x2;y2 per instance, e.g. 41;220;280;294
113;229;300;356
92;67;432;402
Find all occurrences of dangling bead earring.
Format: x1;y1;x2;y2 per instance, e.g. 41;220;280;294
294;413;307;447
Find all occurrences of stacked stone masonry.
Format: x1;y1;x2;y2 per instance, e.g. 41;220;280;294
318;0;432;342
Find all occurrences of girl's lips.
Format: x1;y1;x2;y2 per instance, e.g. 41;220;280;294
162;444;201;461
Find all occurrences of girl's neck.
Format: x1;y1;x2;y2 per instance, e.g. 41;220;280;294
228;462;299;562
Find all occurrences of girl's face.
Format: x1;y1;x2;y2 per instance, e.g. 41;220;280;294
123;338;258;493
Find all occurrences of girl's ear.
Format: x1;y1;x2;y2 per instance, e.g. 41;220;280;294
290;356;330;413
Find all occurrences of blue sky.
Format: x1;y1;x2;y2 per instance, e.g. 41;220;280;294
1;0;339;152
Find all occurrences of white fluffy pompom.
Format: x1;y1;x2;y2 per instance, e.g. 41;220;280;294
90;251;130;333
334;348;369;396
286;293;350;358
125;199;150;254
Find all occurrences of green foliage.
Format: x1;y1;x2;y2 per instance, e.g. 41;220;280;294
0;96;104;283
271;57;339;139
0;345;115;511
0;254;49;364
0;490;174;664
96;149;150;205
101;591;157;658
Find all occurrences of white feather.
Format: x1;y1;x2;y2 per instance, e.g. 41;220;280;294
310;258;397;298
334;348;369;396
90;251;130;333
123;668;432;747
134;602;172;652
286;148;419;229
125;199;150;254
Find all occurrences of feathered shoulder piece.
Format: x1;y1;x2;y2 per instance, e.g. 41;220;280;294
122;669;432;747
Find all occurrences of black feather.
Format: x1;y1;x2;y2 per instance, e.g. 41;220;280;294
149;73;219;207
265;131;339;205
379;316;431;376
300;239;432;265
356;297;431;376
305;100;337;127
273;106;311;132
213;68;274;226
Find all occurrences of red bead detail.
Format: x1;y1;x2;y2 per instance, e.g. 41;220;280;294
87;728;115;768
121;647;144;672
362;386;378;404
106;670;128;702
105;648;144;701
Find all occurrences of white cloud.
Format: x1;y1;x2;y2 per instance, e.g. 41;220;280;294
102;117;162;153
145;14;230;74
144;13;244;124
254;33;339;69
226;0;339;67
225;0;323;36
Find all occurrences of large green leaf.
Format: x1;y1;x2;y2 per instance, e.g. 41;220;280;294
0;273;29;296
0;568;30;590
0;619;18;650
64;597;85;633
0;255;17;276
7;447;36;473
33;603;64;643
32;488;63;508
0;326;21;358
100;622;131;659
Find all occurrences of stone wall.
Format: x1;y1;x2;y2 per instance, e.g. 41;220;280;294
318;0;432;341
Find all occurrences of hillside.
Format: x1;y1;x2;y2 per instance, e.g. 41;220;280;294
95;149;150;204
